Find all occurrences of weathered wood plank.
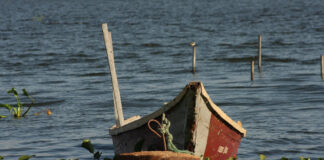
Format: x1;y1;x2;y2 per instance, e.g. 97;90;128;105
110;86;189;135
102;23;124;127
192;86;212;157
200;83;246;136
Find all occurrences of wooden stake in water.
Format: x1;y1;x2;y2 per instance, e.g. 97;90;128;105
102;23;124;127
251;60;255;81
258;35;262;71
190;42;197;73
321;55;324;80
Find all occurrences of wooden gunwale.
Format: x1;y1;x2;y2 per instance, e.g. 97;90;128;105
109;82;246;137
200;83;246;137
109;86;189;135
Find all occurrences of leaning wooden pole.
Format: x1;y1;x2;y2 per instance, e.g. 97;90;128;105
321;55;324;80
258;35;262;72
190;42;197;73
102;23;124;127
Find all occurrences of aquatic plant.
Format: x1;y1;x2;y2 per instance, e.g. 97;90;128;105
81;139;112;160
18;155;35;160
81;139;102;160
0;88;34;118
32;16;44;22
0;155;35;160
260;154;266;160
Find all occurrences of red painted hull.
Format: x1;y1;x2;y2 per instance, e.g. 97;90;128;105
204;114;242;160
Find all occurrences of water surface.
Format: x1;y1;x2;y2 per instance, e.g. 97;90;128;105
0;0;324;159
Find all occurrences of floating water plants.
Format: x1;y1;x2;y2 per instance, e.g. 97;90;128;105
32;16;44;22
0;88;34;118
81;139;102;160
81;139;112;160
0;155;34;160
18;155;35;160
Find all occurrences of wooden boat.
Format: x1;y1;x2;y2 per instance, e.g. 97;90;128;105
101;23;246;160
109;82;246;160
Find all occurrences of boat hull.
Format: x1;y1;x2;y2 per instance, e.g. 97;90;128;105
203;114;242;159
110;82;246;160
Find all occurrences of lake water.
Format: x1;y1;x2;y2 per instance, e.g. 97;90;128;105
0;0;323;159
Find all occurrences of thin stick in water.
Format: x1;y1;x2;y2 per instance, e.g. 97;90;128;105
190;42;196;73
251;60;255;81
321;55;324;80
258;35;262;71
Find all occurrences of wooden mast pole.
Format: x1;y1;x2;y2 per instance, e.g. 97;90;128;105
102;23;124;127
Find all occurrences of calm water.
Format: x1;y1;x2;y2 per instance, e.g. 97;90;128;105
0;0;324;159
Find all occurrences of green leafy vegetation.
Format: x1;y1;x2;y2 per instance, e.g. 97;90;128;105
32;16;44;22
0;88;35;118
81;139;113;160
81;139;102;160
82;139;95;154
18;155;35;160
260;154;266;160
0;155;35;160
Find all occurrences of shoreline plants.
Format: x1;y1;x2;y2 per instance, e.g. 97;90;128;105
0;88;34;118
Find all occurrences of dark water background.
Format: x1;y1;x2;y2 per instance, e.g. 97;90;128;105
1;0;324;159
